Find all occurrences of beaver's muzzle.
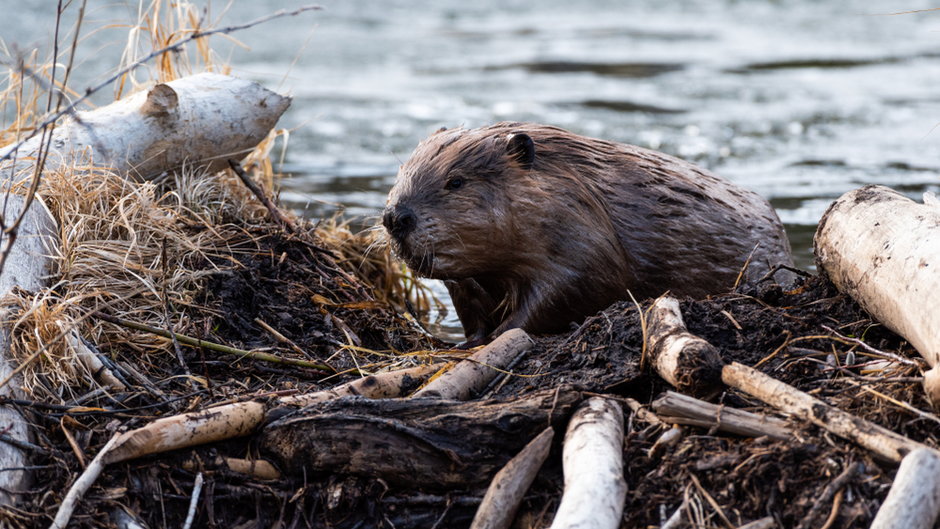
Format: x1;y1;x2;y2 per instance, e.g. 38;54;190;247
382;204;417;242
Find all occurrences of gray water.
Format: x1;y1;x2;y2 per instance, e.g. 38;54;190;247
5;1;940;336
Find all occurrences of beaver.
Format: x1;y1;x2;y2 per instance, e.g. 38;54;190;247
383;122;792;344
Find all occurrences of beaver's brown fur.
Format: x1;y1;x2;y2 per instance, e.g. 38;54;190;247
383;122;793;343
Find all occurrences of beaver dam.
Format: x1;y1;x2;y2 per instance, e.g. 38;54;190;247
4;4;940;529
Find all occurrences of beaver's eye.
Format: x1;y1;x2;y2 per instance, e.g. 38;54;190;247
445;177;463;190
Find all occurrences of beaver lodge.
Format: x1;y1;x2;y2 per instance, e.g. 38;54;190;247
2;4;940;529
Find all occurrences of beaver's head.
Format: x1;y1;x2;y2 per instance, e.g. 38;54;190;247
383;126;537;279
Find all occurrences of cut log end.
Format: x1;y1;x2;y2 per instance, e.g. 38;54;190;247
647;297;723;396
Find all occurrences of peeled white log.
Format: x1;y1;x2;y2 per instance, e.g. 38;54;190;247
550;397;627;529
471;427;554;529
814;185;940;404
870;448;940;529
647;297;723;396
413;328;534;400
1;72;291;182
0;195;57;506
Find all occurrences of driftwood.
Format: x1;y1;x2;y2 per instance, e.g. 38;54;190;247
413;328;534;399
549;397;627;529
646;296;723;396
470;427;554;529
722;362;931;462
261;387;580;489
870;448;940;529
105;363;441;464
0;73;290;181
651;391;792;441
814;185;940;404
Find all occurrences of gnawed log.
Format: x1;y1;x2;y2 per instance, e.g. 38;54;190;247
105;363;441;464
470;427;554;529
261;387;581;489
814;185;940;404
0;73;290;181
647;296;723;396
651;391;792;441
723;362;932;462
549;397;626;529
413;328;534;399
870;448;940;529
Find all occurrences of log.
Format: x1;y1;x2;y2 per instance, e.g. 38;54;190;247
261;387;581;489
722;362;932;462
549;397;627;529
0;73;290;181
470;427;554;529
646;297;723;396
413;328;534;400
105;363;441;464
0;195;57;505
814;185;940;404
870;448;940;529
651;391;793;441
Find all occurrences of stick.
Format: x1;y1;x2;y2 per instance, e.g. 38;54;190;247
470;427;554;529
49;432;121;529
413;328;534;400
229;160;296;233
722;362;932;462
646;297;723;396
737;518;776;529
870;448;940;529
651;391;792;441
795;462;861;529
181;472;204;529
94;312;334;372
103;363;441;464
549;397;627;529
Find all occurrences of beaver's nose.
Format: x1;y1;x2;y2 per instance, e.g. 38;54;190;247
383;205;417;240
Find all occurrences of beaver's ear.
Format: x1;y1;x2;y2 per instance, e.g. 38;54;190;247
506;133;535;170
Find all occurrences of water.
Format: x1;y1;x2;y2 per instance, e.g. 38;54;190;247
4;1;940;337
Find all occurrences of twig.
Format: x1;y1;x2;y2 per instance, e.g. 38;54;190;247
229;160;296;233
795;462;861;529
689;473;735;529
94;312;335;373
182;473;204;529
821;325;920;367
49;432;121;529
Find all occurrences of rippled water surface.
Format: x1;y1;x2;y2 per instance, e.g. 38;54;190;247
5;1;940;337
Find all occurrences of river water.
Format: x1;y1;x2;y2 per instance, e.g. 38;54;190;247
5;1;940;336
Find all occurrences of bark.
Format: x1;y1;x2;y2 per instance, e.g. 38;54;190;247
651;391;792;441
0;195;56;506
722;362;931;462
261;387;581;489
549;397;627;529
413;328;534;400
814;185;940;403
646;296;723;396
105;363;441;464
870;448;940;529
470;427;554;529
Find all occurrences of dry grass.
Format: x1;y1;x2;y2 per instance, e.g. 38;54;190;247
0;1;433;404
